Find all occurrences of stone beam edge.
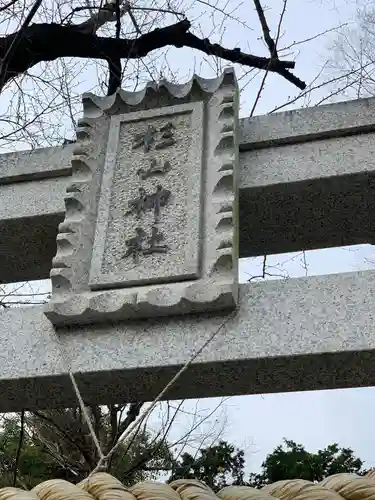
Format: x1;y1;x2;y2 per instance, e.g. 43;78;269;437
3;96;375;184
1;349;373;412
1;270;375;410
239;96;375;150
239;123;375;151
0;145;74;185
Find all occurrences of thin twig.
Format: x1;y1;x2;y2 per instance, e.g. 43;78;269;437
268;62;371;114
121;401;183;478
31;410;93;465
253;0;278;57
0;0;18;12
279;23;349;53
250;0;287;115
262;254;267;277
131;6;184;16
170;397;228;462
195;0;252;30
90;308;238;474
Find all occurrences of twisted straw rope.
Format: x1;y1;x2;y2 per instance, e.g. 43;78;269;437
2;471;375;500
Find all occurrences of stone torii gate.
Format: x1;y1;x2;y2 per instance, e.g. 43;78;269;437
1;68;375;412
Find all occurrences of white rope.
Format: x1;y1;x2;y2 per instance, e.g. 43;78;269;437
90;309;237;475
69;372;105;462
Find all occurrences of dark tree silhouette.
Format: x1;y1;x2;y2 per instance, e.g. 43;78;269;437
170;440;245;491
248;439;365;487
0;0;306;96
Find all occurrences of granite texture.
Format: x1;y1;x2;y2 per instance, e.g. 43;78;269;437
45;70;239;326
0;176;67;283
2;94;375;185
239;171;375;257
82;69;237;113
90;103;203;287
3;273;375;411
0;177;67;220
240;95;375;149
2;93;375;284
0;144;73;183
240;131;375;189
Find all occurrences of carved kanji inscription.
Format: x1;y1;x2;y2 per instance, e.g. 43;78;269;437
125;184;171;220
137;159;172;180
90;103;204;287
132;125;156;152
132;122;176;152
46;70;239;327
122;226;168;264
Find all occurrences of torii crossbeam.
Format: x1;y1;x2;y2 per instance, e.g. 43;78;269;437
1;70;375;411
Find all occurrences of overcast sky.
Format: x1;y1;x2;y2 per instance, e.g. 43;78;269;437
150;0;375;478
3;0;375;481
153;243;375;477
0;0;363;150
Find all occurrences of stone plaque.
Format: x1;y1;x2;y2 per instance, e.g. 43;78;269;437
45;69;239;326
89;103;203;288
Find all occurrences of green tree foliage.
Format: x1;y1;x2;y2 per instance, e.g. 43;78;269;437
248;439;365;487
170;439;365;491
0;415;58;488
0;410;173;488
170;440;245;491
27;406;174;484
0;415;367;492
110;428;174;486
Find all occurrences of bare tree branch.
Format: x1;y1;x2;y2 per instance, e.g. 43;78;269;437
253;0;279;57
120;401;181;479
117;403;143;439
75;0;129;34
0;0;18;12
108;405;118;449
31;410;95;467
0;0;44;89
107;0;123;94
250;0;287;115
0;18;306;91
183;29;305;88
